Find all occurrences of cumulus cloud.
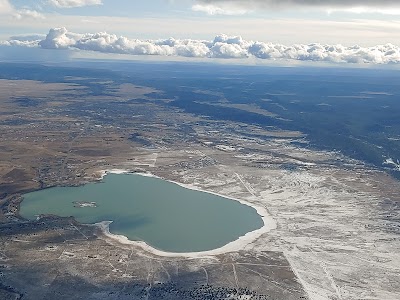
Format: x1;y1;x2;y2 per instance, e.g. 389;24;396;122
48;0;102;8
193;0;400;15
3;27;400;64
39;27;82;49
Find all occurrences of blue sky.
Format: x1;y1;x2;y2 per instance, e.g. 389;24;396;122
1;0;400;64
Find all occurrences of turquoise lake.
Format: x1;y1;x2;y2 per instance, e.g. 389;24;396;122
20;173;264;252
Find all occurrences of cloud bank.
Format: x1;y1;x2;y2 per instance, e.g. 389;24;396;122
194;0;400;15
49;0;102;8
2;27;400;64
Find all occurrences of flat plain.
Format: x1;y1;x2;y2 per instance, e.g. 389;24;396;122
0;63;399;299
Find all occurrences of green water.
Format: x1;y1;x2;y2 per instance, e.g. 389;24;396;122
20;173;264;252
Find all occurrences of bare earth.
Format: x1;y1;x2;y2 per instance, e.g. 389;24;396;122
0;78;399;300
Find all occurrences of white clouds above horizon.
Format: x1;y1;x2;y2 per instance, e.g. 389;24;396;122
196;0;400;6
0;0;102;22
0;0;44;19
48;0;103;8
192;3;249;15
3;27;400;65
1;1;400;51
14;9;45;20
193;0;400;15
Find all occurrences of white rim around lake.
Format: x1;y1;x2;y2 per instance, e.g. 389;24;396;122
92;169;277;258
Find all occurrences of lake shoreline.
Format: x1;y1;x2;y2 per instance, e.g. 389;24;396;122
93;169;277;258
